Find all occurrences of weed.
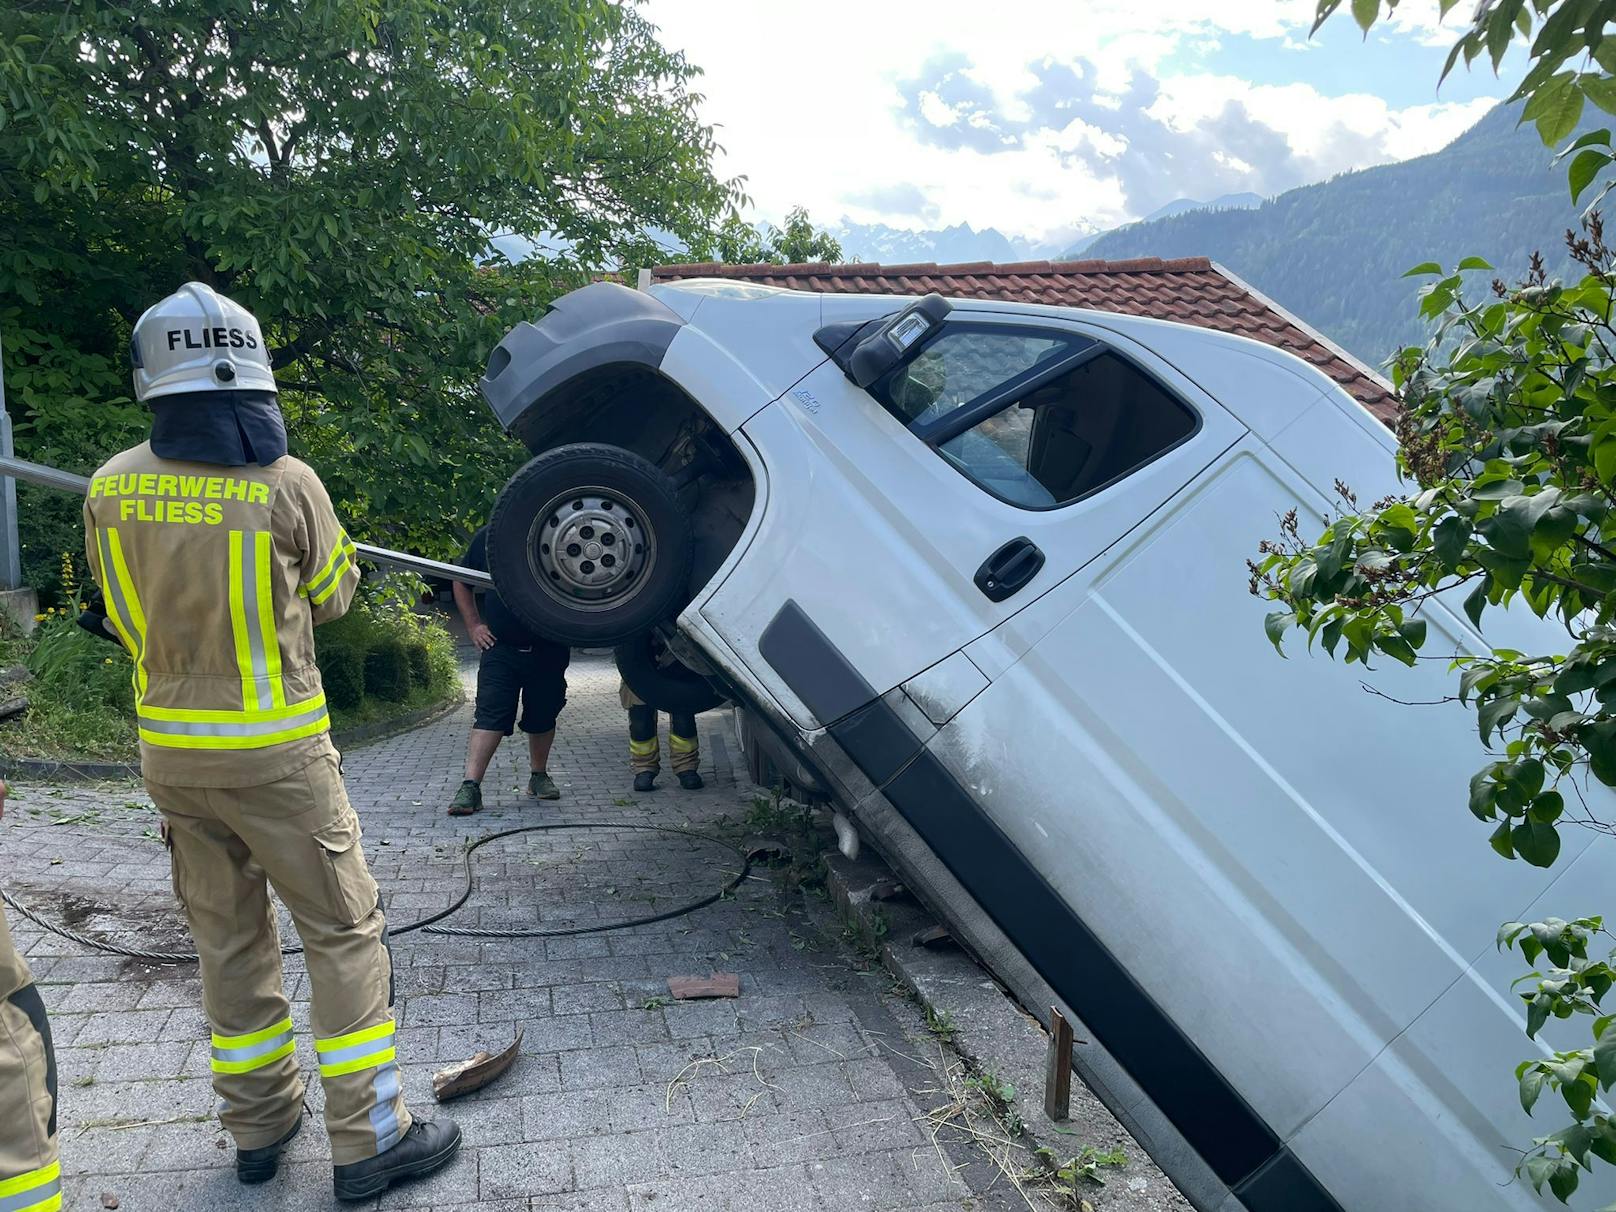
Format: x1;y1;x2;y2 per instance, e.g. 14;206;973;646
966;1070;1024;1137
924;1006;956;1042
613;797;634;807
1030;1144;1129;1196
641;995;672;1011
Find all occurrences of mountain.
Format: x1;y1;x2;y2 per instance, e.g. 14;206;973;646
1078;104;1582;367
831;220;1022;264
1139;193;1266;224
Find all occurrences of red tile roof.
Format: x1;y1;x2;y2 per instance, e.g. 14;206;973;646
651;257;1397;424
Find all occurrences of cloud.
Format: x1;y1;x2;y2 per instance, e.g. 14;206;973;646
841;183;942;222
639;0;1503;239
893;51;1498;217
897;54;1316;213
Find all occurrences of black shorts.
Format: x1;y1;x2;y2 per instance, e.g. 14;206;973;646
473;641;570;735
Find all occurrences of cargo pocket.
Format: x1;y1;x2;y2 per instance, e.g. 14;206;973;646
312;811;379;928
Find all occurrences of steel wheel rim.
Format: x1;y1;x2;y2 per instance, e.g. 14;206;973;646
527;485;656;612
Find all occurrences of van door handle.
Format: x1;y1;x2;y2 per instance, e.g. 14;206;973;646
975;537;1045;602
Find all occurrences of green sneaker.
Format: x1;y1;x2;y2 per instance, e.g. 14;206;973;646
448;779;482;816
529;771;560;800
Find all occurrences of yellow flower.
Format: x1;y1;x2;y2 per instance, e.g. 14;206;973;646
32;613;44;622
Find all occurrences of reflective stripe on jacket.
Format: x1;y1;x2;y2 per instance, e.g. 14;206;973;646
83;442;360;787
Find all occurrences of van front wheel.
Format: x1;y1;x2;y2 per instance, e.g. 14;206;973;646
487;443;693;647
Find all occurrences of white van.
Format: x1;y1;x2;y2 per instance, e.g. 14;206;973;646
476;279;1616;1212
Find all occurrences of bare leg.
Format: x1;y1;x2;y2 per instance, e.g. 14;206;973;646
463;729;503;782
527;728;555;773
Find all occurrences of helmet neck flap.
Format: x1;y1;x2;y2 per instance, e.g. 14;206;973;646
148;390;288;468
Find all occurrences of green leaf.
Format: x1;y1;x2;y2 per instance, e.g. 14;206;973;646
1534;74;1587;145
1479;695;1521;744
1403;261;1444;277
1463;578;1491;628
1529;995;1553;1039
1456;255;1496;272
1522;1064;1548;1112
1490;818;1517;859
1398;617;1428;650
1583;77;1616;116
1350;0;1379;32
1433;516;1473;571
1264;611;1293;656
1374;632;1418;666
1512;817;1563;868
1570;147;1613;202
1550;1157;1581;1201
1530;791;1565;824
1595;1033;1616;1090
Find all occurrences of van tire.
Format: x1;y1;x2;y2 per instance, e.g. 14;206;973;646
614;631;727;715
487;443;693;647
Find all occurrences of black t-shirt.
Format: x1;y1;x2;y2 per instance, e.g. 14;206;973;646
460;528;542;648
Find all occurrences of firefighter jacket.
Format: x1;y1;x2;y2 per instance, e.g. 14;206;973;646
83;441;360;788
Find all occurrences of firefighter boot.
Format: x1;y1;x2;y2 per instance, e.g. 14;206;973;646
670;712;700;790
333;1118;463;1201
237;1116;302;1184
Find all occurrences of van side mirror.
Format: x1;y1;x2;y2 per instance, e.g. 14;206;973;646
844;294;951;388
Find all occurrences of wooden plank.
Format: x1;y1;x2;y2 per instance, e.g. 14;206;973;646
1044;1005;1074;1122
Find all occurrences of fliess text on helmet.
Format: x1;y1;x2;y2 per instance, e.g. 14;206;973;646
164;325;260;352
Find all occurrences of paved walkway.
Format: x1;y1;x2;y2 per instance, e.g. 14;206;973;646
2;646;1045;1212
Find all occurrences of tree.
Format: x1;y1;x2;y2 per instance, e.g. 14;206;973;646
0;0;739;595
680;205;843;266
1252;3;1616;1202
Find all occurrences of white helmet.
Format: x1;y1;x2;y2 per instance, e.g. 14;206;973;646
130;282;277;401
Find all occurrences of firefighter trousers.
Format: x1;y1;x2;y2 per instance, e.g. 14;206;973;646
0;901;60;1212
146;749;412;1165
621;685;698;774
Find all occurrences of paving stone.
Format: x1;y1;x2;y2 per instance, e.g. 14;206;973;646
560;1044;642;1091
570;1131;662;1188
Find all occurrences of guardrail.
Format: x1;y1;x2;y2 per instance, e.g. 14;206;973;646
0;453;493;590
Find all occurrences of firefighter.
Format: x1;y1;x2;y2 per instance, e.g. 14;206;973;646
621;682;702;792
81;283;460;1200
0;778;62;1212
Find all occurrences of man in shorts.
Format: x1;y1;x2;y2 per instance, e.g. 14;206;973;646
448;526;570;815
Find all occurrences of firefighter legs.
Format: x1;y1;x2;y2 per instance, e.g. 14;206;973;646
150;752;411;1165
0;904;59;1212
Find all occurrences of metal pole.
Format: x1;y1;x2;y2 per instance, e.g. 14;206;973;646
0;334;22;590
0;452;493;589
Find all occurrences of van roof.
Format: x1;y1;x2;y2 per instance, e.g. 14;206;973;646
650;257;1397;427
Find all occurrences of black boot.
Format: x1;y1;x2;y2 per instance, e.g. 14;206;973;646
634;770;657;792
237;1116;301;1185
333;1118;462;1202
677;770;704;790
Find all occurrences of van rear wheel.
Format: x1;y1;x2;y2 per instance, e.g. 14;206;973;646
487;443;693;647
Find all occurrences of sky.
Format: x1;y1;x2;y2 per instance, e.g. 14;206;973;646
638;0;1518;245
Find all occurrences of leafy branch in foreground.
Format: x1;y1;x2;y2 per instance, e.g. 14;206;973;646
1252;222;1616;1204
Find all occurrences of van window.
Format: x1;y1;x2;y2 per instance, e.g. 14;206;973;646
872;325;1198;509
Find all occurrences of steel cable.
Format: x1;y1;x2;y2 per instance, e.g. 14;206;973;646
1;822;753;965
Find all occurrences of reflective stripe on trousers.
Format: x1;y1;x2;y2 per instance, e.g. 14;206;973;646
211;1017;295;1075
0;1161;61;1212
316;1022;397;1078
317;1022;402;1154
